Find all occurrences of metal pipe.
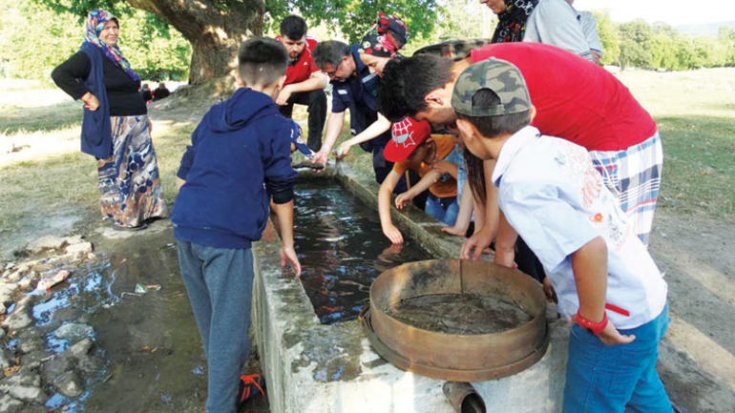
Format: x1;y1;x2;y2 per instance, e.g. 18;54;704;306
442;382;486;413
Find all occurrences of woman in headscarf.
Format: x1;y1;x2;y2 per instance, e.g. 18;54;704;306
483;0;539;43
52;10;167;230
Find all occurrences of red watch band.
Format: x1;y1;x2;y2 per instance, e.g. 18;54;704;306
574;310;608;335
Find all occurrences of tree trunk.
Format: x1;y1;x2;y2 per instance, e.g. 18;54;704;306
126;0;265;84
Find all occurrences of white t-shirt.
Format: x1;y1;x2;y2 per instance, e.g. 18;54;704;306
579;11;603;55
492;126;667;329
523;0;593;61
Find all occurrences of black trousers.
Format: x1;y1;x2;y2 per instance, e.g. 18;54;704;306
278;89;327;152
515;237;546;283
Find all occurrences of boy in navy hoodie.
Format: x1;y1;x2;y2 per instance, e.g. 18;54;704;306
172;38;301;413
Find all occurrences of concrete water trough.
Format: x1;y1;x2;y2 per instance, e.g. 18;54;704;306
251;163;571;413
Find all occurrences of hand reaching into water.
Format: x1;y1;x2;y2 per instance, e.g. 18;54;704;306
280;246;301;278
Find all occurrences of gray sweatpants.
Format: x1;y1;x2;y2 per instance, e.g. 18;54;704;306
176;240;254;413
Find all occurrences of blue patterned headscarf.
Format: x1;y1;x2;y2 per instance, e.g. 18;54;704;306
83;10;140;82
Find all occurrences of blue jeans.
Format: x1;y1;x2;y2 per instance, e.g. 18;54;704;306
563;304;672;413
177;241;254;413
425;194;459;226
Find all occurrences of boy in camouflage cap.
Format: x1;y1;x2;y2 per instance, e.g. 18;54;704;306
453;59;673;413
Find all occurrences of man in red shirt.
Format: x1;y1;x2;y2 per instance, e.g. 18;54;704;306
276;15;329;151
379;42;662;266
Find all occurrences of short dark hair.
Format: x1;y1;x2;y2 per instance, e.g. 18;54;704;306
238;37;288;87
280;15;307;40
312;40;351;70
459;88;531;204
378;54;454;122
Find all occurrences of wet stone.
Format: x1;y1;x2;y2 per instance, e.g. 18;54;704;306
22;350;52;370
42;355;72;383
76;354;104;374
65;338;94;359
1;305;32;331
53;323;94;344
0;350;10;370
0;370;45;403
0;282;16;306
385;293;532;335
18;332;43;354
53;370;83;398
0;394;23;413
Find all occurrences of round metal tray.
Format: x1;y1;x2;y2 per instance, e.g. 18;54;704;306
361;259;549;381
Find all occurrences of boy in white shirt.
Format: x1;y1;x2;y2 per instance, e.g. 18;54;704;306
452;58;672;412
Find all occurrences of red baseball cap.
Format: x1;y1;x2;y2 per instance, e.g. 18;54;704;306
384;117;432;163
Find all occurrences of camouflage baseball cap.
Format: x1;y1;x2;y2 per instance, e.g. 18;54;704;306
451;58;531;117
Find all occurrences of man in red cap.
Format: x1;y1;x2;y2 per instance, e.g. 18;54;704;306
378;117;461;244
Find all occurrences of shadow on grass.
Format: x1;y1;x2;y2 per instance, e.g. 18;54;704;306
0;100;80;134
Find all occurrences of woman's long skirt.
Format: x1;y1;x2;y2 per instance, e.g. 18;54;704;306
97;115;167;228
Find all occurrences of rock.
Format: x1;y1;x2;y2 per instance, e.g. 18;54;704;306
77;354;104;374
0;282;16;307
19;351;48;371
35;270;70;292
3;269;23;283
52;371;83;398
66;338;94;359
41;356;72;384
64;242;93;260
17;277;33;291
18;335;43;355
0;303;5;316
0;349;10;370
0;370;45;403
27;235;81;254
0;394;23;413
53;323;94;344
1;303;32;331
0;328;5;339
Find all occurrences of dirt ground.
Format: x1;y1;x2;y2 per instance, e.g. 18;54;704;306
1;85;734;412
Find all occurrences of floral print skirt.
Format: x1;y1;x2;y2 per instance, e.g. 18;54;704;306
97;115;167;228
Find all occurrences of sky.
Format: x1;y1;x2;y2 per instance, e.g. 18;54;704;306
573;0;735;26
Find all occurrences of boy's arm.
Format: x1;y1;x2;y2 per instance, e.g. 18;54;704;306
313;111;346;165
395;169;441;209
271;200;301;277
571;236;634;345
336;114;391;159
275;72;328;105
493;212;518;268
461;160;499;259
378;170;404;244
442;181;473;236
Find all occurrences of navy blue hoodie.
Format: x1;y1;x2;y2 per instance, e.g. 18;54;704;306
172;88;297;249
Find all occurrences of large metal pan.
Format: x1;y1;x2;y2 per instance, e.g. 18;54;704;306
361;259;549;381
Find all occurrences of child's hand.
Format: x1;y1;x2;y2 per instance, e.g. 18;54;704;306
395;193;413;209
382;224;404;245
280;246;302;278
543;277;557;302
336;141;352;160
596;320;636;346
312;150;329;166
441;224;467;237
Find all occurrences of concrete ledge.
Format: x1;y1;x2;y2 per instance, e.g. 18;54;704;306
252;167;570;413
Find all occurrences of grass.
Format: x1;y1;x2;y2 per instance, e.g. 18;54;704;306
0;67;733;252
